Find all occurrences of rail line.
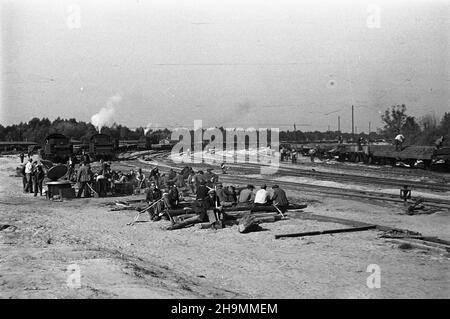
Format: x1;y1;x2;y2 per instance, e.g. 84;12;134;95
121;159;450;211
224;162;450;192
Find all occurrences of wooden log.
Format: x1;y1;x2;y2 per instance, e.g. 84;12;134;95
167;215;204;230
166;203;307;216
274;225;377;239
238;214;262;233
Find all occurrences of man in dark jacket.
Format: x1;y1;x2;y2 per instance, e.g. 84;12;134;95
32;161;45;197
196;181;209;201
145;183;163;219
271;185;289;211
77;162;92;198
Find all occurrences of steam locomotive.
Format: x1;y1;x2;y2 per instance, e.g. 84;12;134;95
42;133;73;163
89;133;117;160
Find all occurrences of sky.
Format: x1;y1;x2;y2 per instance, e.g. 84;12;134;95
1;0;449;132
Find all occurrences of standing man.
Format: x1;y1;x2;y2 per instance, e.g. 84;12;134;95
291;149;297;164
220;162;228;174
19;153;25;163
394;133;405;151
187;168;196;195
77;162;92;198
33;161;45;197
308;148;317;163
136;168;146;189
24;158;33;193
434;136;445;149
67;156;75;181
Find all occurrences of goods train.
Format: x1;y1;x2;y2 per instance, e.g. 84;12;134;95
40;132;175;162
282;141;450;169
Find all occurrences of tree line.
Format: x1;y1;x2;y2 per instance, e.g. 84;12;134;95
0;105;448;146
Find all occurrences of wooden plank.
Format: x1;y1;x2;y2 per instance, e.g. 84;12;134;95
275;225;377;239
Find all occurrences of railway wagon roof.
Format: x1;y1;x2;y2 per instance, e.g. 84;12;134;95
45;133;69;142
370;145;435;159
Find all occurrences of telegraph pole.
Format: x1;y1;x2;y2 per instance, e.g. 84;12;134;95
338;116;341;132
351;105;354;140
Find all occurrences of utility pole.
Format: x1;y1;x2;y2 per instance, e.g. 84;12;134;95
338;116;340;132
351;105;354;140
328;125;330;132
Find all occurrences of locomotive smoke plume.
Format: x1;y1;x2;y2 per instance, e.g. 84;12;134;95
144;122;153;135
91;94;122;132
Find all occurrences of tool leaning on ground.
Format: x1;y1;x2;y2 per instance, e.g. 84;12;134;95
127;198;164;226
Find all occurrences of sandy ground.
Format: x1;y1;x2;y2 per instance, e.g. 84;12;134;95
0;155;449;298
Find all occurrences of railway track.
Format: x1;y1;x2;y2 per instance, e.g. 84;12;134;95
224;162;450;192
119;157;450;250
122;158;450;211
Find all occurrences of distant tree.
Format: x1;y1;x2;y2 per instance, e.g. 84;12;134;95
401;116;422;144
380;104;408;138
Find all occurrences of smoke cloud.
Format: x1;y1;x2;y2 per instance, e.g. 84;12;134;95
144;122;153;135
91;94;122;132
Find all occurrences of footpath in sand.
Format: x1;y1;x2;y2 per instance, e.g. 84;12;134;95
0;155;449;298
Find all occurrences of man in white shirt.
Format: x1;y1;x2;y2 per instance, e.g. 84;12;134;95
254;184;271;206
24;158;33;193
394;134;405;151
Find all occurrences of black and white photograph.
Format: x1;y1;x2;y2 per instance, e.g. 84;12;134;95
0;0;449;302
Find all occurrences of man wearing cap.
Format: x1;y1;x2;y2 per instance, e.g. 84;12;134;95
238;184;255;205
271;185;289;211
254;184;271;206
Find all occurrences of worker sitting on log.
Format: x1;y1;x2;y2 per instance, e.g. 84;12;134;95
162;185;179;210
149;166;160;187
271;185;289;212
167;189;223;230
215;183;235;207
237;184;255;205
196;180;209;201
254;184;272;206
224;185;237;204
180;166;190;180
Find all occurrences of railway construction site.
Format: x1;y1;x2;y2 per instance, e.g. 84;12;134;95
0;148;449;299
